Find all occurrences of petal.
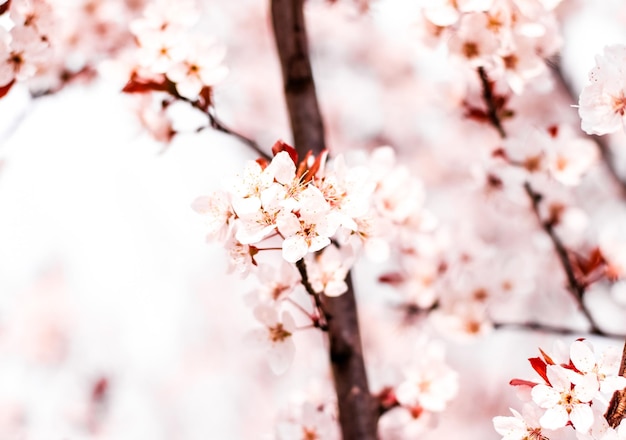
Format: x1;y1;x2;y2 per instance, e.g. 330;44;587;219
531;384;561;408
492;415;526;439
253;304;278;327
574;373;599;402
571;340;596;373
282;235;308;263
570;403;594;433
539;406;569;430
268;339;295;375
266;151;296;185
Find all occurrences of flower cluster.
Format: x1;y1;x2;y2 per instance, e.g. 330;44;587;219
0;0;146;99
490;124;598;187
377;339;459;438
0;0;54;97
579;45;626;136
123;0;228;143
194;142;431;373
422;0;563;94
194;142;429;273
494;339;626;439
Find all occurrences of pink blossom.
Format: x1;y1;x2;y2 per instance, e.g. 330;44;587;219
246;305;296;375
579;45;626;135
531;364;596;432
166;37;228;100
493;406;547;440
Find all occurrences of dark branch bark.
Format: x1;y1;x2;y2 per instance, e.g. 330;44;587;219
477;66;506;139
605;341;626;428
270;1;378;438
271;0;326;155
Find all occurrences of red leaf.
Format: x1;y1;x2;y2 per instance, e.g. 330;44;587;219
0;79;14;99
509;378;539;387
529;357;550;385
91;377;109;404
255;158;269;169
548;125;559;138
306;149;327;181
379;272;405;286
539;348;555;365
271;140;298;164
122;71;168;94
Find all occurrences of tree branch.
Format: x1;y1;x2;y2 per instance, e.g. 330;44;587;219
271;1;378;438
295;259;329;330
493;320;625;338
271;0;325;155
476;67;606;337
605;341;626;428
523;182;603;334
477;66;506;139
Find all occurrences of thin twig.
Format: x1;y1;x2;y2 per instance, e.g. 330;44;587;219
523;182;604;334
477;66;506;138
173;90;270;161
493;320;625;338
206;108;271;161
295;259;329;331
476;67;607;336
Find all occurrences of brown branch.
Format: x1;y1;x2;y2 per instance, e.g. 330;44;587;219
271;1;378;438
606;341;626;428
493;321;626;338
477;66;506;139
205;108;270;161
174;92;270;160
523;182;604;335
295;259;329;330
271;0;325;155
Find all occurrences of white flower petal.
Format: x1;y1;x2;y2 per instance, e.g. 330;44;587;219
570;403;594;433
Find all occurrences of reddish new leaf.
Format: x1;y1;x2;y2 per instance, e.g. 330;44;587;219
510;378;539;388
122;71;168;94
539;348;555;365
0;79;15;99
271;140;298;164
378;272;405;286
529;357;550;385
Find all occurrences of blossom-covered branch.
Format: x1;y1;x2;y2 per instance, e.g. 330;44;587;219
523;182;603;335
271;0;378;437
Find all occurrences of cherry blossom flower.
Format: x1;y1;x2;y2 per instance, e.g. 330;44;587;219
579;45;626;135
192;190;235;242
0;25;49;86
531;364;596;432
493;406;547;440
275;402;340;440
247;304;296;375
305;244;354;297
245;261;303;306
166;36;228;100
569;340;626;396
394;341;458;412
230;158;276;216
276;186;340;263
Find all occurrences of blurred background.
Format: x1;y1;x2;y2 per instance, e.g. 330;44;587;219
1;0;626;438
